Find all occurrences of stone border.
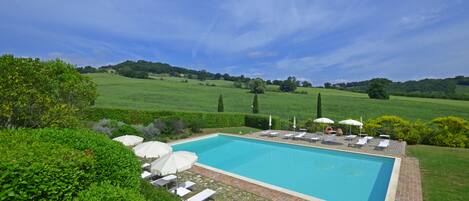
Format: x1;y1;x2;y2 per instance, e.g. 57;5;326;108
172;133;401;201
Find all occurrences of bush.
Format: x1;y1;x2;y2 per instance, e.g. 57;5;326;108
25;128;141;189
75;182;145;201
0;55;97;128
139;180;179;201
425;116;469;148
134;123;160;140
364;116;412;140
188;119;203;133
0;132;97;200
111;124;140;138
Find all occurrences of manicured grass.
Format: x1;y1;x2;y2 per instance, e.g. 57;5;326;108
407;145;469;201
202;126;261;135
87;73;469;121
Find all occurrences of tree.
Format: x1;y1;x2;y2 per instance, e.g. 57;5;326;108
317;93;322;118
248;78;266;94
324;82;332;88
279;76;298;92
252;94;259;114
367;78;390;99
0;55;97;128
217;95;224;112
302;80;312;87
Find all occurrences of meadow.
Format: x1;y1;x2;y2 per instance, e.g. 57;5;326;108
88;73;469;122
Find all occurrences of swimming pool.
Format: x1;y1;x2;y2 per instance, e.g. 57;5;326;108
172;134;399;201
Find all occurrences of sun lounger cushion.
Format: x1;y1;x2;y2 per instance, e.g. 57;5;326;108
355;138;367;146
378;139;390;148
171;187;191;197
141;171;152;179
187;189;216;201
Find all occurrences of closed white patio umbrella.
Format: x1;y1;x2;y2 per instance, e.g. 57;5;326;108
113;135;143;146
133;141;172;159
339;119;364;135
269;115;272;129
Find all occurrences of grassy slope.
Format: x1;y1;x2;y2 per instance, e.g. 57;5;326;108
407;145;469;201
87;73;469;121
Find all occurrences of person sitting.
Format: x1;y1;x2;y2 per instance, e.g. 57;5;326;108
325;126;334;134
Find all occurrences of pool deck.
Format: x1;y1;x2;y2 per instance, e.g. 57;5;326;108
174;132;422;201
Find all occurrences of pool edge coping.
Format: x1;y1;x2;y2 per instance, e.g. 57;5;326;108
170;133;401;201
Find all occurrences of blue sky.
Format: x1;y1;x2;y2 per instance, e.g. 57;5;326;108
1;0;469;85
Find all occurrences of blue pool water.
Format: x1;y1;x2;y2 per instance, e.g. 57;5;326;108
173;135;395;201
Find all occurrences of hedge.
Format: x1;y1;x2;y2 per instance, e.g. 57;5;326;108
0;128;142;200
0;133;97;200
84;108;281;129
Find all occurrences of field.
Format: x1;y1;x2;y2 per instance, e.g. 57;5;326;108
407;145;469;201
87;73;469;122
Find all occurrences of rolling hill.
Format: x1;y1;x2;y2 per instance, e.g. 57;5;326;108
87;73;469;122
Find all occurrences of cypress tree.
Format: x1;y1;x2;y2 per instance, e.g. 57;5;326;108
317;93;322;118
252;94;259;114
217;94;224;112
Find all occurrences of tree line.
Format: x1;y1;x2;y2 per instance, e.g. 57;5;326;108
325;76;469;100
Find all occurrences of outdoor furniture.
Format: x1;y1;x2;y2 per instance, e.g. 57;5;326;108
293;132;306;140
268;132;279;137
260;130;271;136
186;189;216;201
283;133;295;139
323;134;336;143
358;133;368;137
141;171;152;179
364;136;373;142
151;174;177;187
309;135;321;142
377;139;390;149
299;128;307;132
170;187;191;197
172;181;195;190
142;163;151;169
345;135;357;141
355;138;367;147
113;135;144;146
379;134;391;139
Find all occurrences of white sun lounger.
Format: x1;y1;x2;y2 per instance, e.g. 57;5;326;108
151;174;177;186
283;133;295;139
186;188;216;201
141;171;152;179
355;138;368;147
309;136;321;142
364;136;373;142
378;139;390;149
268;132;279;137
293;132;306;139
260;130;271;136
170;187;191;197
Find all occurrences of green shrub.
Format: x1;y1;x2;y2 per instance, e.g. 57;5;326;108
364;116;412;140
111;124;140;138
75;182;145;201
0;55;97;128
26;128;141;189
139;180;179;201
426;116;469;148
0;131;97;200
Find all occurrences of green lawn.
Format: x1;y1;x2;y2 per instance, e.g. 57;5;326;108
87;73;469;121
407;145;469;201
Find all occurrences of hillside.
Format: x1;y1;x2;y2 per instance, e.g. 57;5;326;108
330;76;469;100
86;73;469;122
